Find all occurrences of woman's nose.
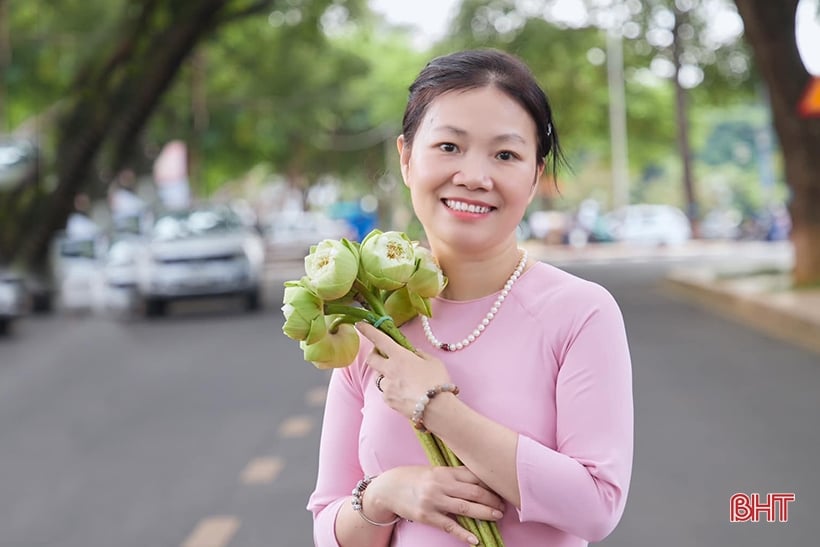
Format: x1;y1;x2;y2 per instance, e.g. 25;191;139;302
451;155;493;190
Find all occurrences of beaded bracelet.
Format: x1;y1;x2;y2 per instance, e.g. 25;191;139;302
411;383;460;432
351;475;401;527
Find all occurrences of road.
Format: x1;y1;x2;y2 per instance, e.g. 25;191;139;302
0;253;817;547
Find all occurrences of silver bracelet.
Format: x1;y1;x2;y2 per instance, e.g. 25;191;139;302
351;475;401;527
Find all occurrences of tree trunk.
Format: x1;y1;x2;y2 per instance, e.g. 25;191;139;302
13;0;241;271
734;0;820;286
673;5;699;235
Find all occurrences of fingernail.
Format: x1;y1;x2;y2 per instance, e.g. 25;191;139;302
492;510;503;519
468;535;479;545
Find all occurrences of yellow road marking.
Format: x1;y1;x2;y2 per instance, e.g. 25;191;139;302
240;457;285;485
181;516;239;547
278;415;314;438
306;386;328;407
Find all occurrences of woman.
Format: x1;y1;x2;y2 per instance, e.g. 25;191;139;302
307;49;633;547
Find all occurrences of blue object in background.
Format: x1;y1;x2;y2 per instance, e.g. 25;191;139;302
328;201;377;241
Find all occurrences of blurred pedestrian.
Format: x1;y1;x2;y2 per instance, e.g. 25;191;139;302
308;49;633;547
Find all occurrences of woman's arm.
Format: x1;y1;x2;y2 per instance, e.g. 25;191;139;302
308;353;397;547
409;287;634;542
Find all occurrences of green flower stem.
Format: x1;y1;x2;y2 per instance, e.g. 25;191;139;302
328;315;359;333
323;304;376;323
354;279;387;317
415;430;447;466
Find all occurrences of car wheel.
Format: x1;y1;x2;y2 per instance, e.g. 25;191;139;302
244;288;261;312
0;318;10;336
144;298;167;318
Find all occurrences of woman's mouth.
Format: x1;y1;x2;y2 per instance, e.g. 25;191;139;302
442;199;495;214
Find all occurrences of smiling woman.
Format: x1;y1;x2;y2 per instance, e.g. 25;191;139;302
307;49;633;547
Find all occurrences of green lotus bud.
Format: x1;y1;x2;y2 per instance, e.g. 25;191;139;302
304;239;359;300
407;245;447;298
384;287;431;327
359;230;416;290
300;317;360;369
281;281;327;344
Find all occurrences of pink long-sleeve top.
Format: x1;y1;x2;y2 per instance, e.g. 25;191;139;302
307;261;634;546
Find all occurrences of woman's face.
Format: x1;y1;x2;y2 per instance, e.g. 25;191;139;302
398;85;543;256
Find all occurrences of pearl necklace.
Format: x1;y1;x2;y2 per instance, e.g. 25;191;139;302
421;249;528;352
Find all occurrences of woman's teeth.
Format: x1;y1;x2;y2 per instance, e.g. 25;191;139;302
444;200;492;214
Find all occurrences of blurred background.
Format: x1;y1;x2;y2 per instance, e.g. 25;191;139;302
1;1;819;546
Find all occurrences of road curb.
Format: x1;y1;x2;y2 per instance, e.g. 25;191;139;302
663;272;820;355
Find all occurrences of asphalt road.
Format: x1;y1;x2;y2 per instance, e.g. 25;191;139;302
0;256;817;547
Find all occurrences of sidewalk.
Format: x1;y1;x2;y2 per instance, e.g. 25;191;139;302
663;267;820;355
522;240;820;355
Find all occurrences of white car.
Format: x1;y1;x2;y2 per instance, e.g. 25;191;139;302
136;207;265;316
265;211;354;261
603;204;692;246
51;234;107;313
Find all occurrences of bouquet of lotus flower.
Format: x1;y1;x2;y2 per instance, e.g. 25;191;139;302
281;229;504;546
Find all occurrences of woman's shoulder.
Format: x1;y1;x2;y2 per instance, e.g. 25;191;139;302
514;261;621;318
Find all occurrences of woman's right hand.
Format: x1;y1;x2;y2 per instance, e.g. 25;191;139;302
366;465;506;545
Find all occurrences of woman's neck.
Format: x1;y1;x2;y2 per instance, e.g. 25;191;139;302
433;244;527;301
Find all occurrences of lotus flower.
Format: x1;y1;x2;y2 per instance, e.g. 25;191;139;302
407;245;448;298
359;230;416;290
281;281;326;344
304;239;359;300
300;316;360;369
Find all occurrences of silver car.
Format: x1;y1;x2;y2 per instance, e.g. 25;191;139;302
137;207;265;317
0;270;27;335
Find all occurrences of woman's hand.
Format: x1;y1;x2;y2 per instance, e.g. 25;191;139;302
368;466;505;545
357;321;451;420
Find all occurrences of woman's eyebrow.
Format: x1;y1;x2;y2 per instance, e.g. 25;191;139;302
432;125;527;145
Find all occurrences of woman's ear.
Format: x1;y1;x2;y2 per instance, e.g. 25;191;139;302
397;135;411;187
528;162;546;203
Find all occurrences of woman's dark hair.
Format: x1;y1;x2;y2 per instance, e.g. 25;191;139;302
402;48;564;180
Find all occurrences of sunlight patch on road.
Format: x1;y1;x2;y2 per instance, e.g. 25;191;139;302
306;386;328;407
240;457;285;485
181;516;239;547
278;415;314;438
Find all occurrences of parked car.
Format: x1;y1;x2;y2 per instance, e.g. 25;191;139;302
136;206;266;316
51;233;107;313
100;236;144;313
603;204;692;246
264;211;354;261
0;137;38;190
700;208;743;240
0;269;27;335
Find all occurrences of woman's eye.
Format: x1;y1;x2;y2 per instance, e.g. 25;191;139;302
497;151;515;161
439;143;457;153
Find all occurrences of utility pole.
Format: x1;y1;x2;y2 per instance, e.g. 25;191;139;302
606;28;629;210
0;0;9;131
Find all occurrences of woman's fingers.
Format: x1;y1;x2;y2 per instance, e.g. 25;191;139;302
441;467;506;512
442;497;504;522
447;481;506;513
428;515;481;546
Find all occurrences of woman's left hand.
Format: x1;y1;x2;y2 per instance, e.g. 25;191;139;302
357;321;451;420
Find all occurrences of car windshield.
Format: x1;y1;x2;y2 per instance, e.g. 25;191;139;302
59;238;96;259
151;209;242;241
